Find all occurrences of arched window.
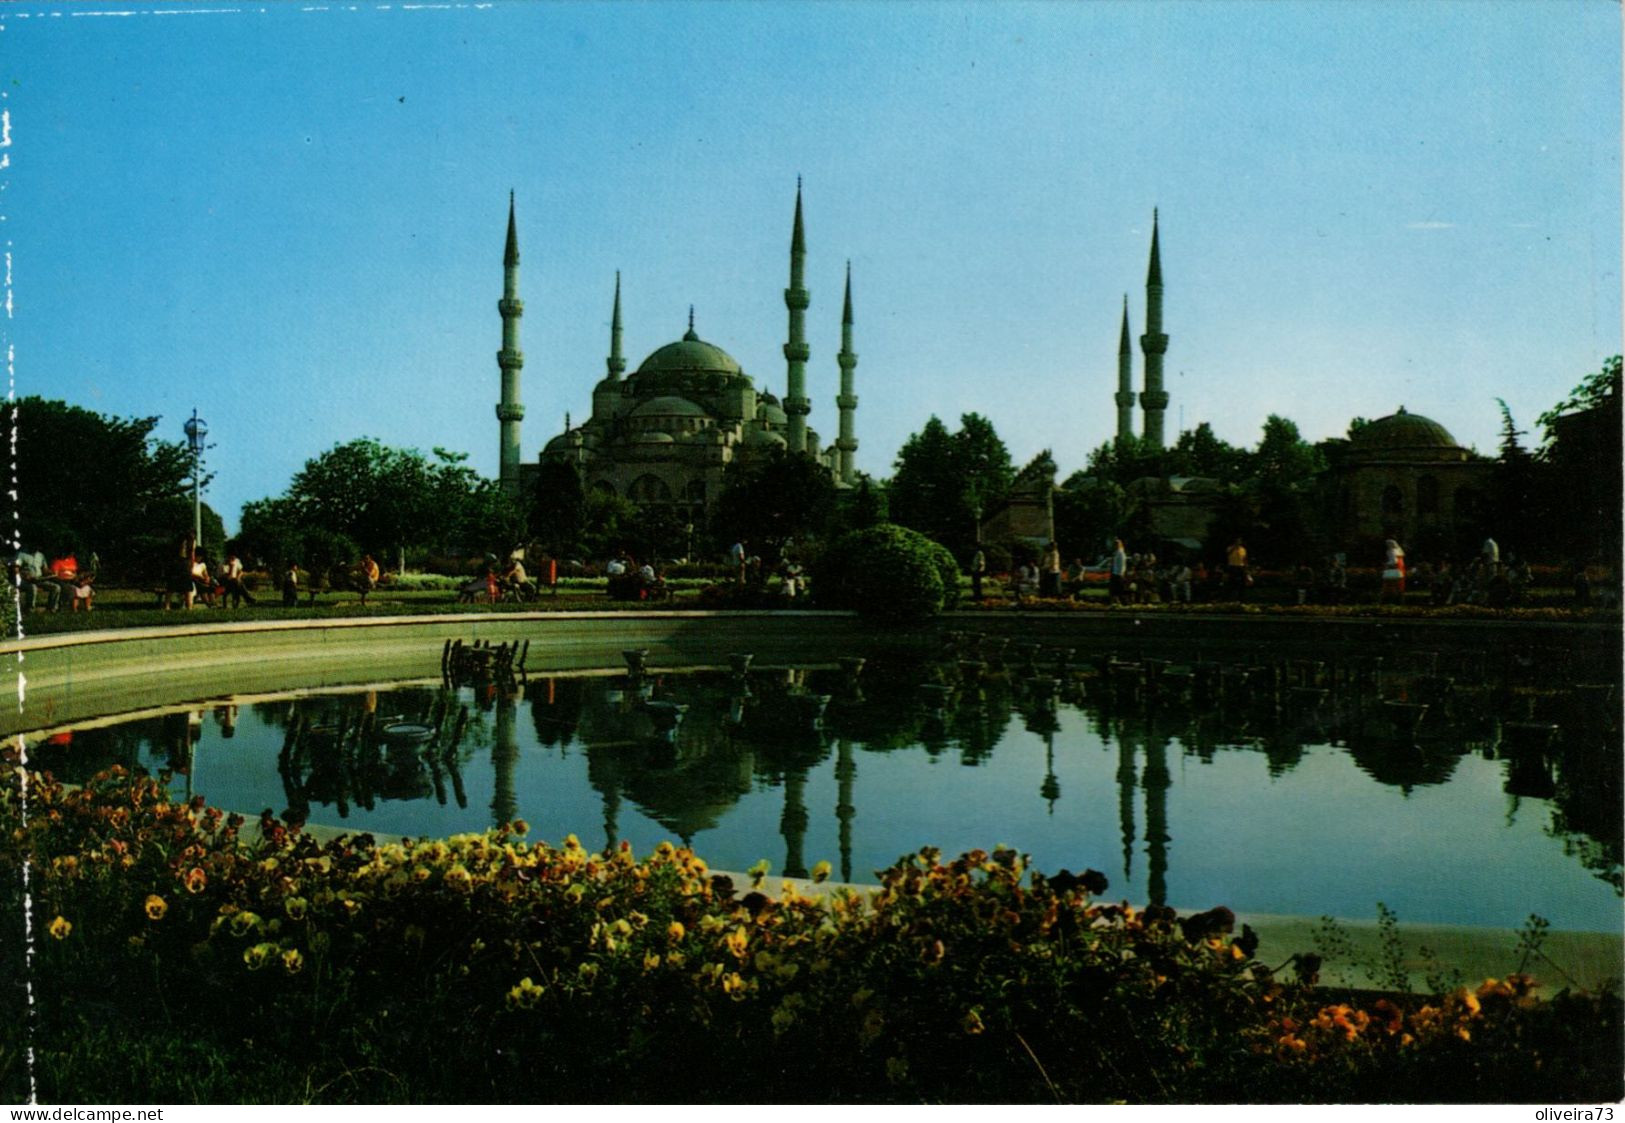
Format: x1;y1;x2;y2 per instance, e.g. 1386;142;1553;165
1380;485;1404;516
1417;476;1439;515
591;479;617;496
630;474;673;503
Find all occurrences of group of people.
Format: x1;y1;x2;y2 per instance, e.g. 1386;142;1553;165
606;552;667;601
162;540;262;609
456;554;548;603
1104;540;1203;605
1398;539;1545;609
11;549;97;612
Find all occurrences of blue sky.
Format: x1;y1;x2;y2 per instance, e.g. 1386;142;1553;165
4;1;1619;533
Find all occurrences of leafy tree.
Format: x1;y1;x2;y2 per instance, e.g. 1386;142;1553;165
1252;415;1325;486
836;474;887;534
1484;399;1541;558
625;503;689;565
889;413;1013;557
244;438;520;571
1163;422;1249;481
526;460;586;557
578;490;639;562
1537;355;1622;439
1535;357;1620;564
711;448;837;563
3;397;211;579
1053;476;1135;561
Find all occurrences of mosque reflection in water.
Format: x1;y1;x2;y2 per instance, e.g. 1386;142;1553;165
29;636;1621;928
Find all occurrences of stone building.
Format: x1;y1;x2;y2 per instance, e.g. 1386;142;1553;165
1322;408;1491;555
493;185;856;524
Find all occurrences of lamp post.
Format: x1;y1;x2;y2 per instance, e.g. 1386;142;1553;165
183;409;208;546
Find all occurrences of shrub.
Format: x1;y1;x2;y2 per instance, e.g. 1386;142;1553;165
924;537;961;610
814;523;949;621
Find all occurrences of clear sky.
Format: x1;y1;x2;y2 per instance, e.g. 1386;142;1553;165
3;1;1619;533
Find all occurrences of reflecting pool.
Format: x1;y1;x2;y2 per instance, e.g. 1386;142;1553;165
28;642;1622;932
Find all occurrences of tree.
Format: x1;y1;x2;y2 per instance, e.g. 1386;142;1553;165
1252;415;1324;487
1053;476;1136;561
245;438;519;571
836;474;887;534
1537;355;1622;440
1164;422;1249;481
711;448;837;563
526;460;586;557
1535;357;1620;564
1484;399;1541;559
888;413;1013;557
579;490;639;562
3;397;207;579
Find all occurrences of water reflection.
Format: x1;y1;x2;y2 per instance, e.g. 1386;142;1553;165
25;640;1622;929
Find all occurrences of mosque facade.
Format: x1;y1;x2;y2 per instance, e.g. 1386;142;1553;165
493;185;856;525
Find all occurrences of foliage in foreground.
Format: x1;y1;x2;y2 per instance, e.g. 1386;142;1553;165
2;768;1619;1104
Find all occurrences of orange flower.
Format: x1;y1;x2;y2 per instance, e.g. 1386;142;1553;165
144;894;167;921
184;867;207;894
48;915;71;940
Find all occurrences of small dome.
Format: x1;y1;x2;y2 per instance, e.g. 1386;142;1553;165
544;430;582;453
635;337;743;378
757;400;788;426
632;431;676;445
1352;408;1461;451
630;395;710;419
742;426;786;448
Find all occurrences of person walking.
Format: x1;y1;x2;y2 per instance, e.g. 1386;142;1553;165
1041;541;1063;598
281;559;300;607
222;552;257;607
970;547;986;601
1380;538;1406;604
1109;539;1129;605
1225;538;1249;601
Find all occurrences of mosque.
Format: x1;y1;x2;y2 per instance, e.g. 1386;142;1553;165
493;184;857;526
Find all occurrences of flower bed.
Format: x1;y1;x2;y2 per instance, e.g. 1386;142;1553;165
3;767;1619;1104
969;595;1614;622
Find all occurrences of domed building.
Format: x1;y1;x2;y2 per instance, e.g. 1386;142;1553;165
493;185;860;525
1324;407;1491;553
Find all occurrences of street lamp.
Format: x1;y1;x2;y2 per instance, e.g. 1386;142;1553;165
183;409;208;546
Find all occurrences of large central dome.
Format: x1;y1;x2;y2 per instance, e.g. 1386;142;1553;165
634;328;744;378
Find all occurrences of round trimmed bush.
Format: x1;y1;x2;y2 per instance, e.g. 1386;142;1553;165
813;523;952;621
924;537;961;610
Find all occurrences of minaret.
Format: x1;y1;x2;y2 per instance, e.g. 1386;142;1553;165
592;274;625;426
1115;295;1135;447
783;180;811;453
835;262;859;485
1138;210;1169;450
607;271;625;380
496;192;526;495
